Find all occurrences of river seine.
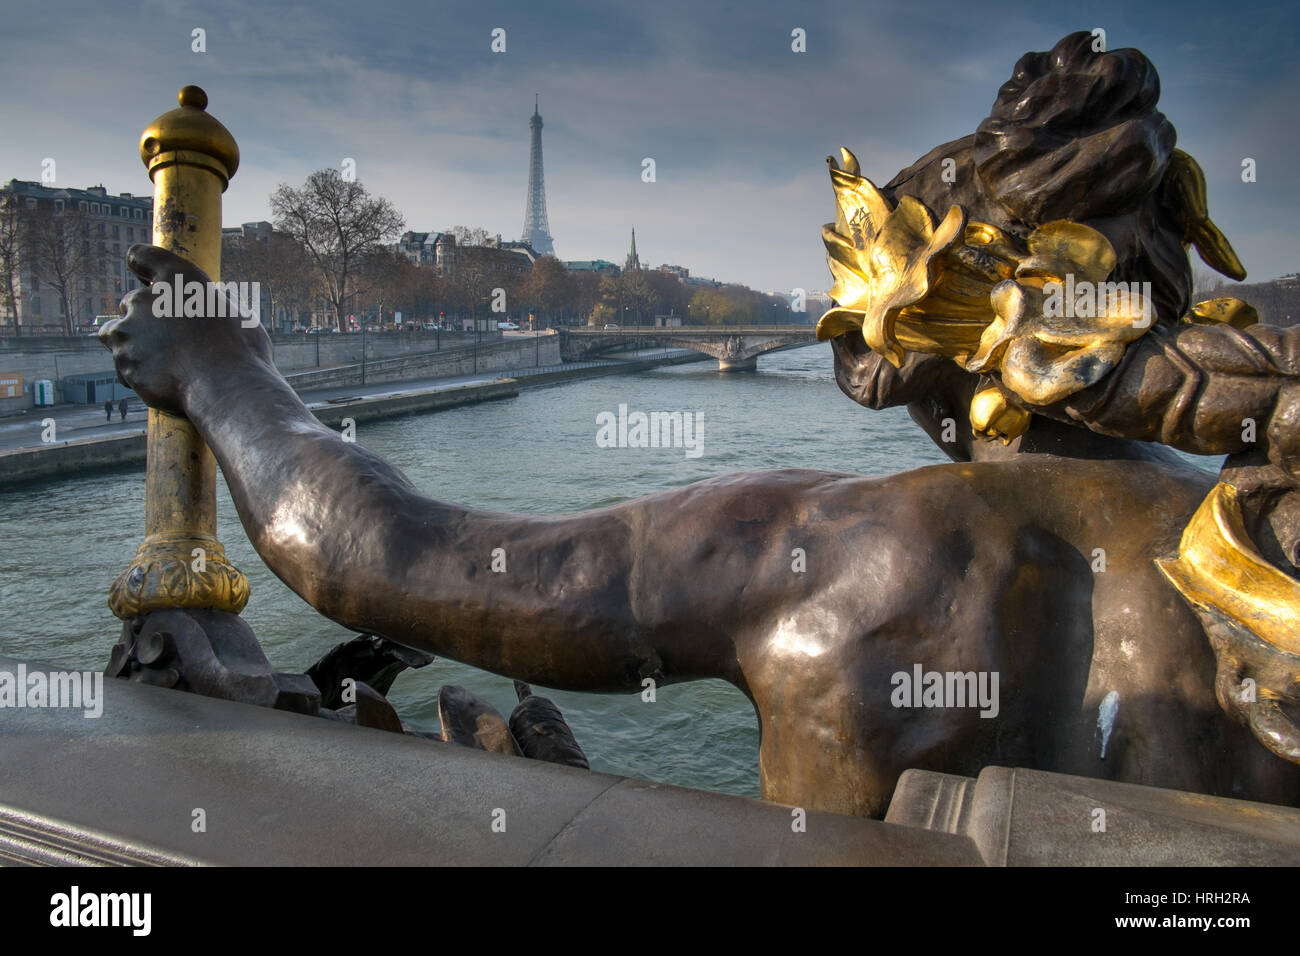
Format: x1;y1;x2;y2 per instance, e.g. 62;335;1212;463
2;344;958;797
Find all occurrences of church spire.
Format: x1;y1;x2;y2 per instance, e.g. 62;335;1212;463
625;226;641;272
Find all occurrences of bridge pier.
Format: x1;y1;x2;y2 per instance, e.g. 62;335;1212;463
718;356;758;372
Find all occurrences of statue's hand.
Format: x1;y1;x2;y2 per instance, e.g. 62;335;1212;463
1209;625;1300;764
99;244;273;417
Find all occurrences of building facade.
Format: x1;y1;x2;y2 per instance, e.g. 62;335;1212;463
395;232;536;279
2;180;154;334
396;230;457;274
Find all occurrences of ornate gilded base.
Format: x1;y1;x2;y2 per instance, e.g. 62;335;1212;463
108;532;250;619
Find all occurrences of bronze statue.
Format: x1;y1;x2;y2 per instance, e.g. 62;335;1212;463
100;33;1300;817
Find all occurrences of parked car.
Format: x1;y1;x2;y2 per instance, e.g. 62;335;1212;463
497;321;520;331
603;323;620;330
422;323;442;331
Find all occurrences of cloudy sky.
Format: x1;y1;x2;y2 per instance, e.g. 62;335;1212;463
3;0;1297;293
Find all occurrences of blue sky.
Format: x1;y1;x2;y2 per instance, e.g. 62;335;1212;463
2;0;1296;292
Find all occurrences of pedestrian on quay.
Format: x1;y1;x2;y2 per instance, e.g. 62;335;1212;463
118;397;129;421
104;399;113;422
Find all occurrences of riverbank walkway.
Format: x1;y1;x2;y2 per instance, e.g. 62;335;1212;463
0;349;708;485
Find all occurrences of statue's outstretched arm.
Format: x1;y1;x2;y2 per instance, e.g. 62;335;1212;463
100;245;762;691
1041;322;1300;478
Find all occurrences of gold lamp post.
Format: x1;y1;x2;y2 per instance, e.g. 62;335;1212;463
108;85;249;619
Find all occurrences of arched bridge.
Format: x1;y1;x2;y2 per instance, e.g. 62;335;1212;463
559;326;819;371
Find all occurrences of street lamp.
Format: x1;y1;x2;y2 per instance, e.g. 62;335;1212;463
474;281;492;374
362;305;373;386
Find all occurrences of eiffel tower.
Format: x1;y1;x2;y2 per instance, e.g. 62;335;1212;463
521;95;555;256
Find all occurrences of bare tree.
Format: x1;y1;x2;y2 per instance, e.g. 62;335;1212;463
570;271;603;325
618;270;654;326
0;190;20;334
22;203;103;335
1193;268;1226;301
362;251;439;324
271;170;404;330
447;225;491;247
448;244;526;324
520;255;577;326
222;230;319;330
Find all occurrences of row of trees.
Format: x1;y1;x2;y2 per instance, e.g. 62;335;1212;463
0;169;813;335
222;228;574;331
222;169;586;330
228;167;812;330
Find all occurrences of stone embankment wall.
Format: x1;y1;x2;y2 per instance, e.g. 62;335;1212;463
0;379;521;486
0;330;537;414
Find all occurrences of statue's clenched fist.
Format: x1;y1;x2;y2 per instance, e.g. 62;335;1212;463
99;243;274;417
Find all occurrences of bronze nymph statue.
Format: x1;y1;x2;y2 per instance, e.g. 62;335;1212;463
101;33;1300;817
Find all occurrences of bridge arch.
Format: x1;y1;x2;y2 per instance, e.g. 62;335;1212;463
558;327;818;371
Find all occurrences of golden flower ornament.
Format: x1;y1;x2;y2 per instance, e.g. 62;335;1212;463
817;150;1158;416
963;221;1153;406
815;148;1019;369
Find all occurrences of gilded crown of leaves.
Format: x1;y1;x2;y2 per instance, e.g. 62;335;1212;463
817;148;1021;370
817;147;1255;429
816;147;1152;439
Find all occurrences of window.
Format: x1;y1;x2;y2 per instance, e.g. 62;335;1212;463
79;201;88;212
31;277;39;292
54;199;64;212
127;227;134;241
112;225;119;239
134;209;142;220
25;198;35;209
31;297;40;315
90;203;99;214
121;206;129;217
